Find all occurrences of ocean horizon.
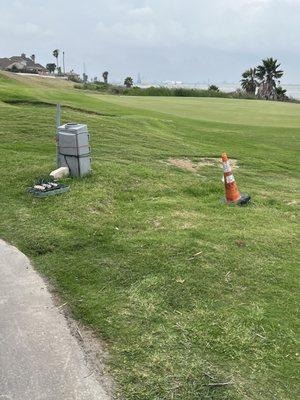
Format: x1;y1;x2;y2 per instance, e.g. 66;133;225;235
192;83;300;100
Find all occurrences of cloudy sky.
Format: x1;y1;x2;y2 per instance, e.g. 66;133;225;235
0;0;299;83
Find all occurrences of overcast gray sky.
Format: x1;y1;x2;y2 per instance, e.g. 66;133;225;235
0;0;299;83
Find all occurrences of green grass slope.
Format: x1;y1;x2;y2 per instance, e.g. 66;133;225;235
0;73;299;400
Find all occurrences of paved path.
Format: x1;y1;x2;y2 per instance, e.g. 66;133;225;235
0;240;110;400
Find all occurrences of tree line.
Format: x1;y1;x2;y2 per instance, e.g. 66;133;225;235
46;48;133;87
45;50;288;100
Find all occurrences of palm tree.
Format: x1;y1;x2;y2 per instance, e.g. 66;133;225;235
256;58;283;99
53;49;60;68
83;73;88;83
276;86;287;101
46;63;56;74
102;71;108;84
256;58;283;83
241;68;258;94
124;76;133;88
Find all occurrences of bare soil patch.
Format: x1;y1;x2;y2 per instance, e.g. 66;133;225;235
286;200;300;206
48;285;115;398
167;157;238;172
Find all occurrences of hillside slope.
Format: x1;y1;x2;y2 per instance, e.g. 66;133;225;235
0;72;299;400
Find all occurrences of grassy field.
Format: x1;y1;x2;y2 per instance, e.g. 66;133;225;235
0;72;299;400
88;93;300;128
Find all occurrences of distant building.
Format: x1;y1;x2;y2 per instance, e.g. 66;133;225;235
0;53;47;74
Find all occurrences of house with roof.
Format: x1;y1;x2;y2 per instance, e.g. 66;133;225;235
0;53;47;74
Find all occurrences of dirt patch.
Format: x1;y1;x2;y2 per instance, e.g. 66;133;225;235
47;285;115;398
65;315;115;398
167;157;238;172
286;200;300;206
167;158;198;172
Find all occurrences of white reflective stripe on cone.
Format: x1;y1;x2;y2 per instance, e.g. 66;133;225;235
226;174;235;184
222;162;231;173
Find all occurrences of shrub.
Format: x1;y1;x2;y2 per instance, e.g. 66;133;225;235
73;82;266;100
208;85;220;92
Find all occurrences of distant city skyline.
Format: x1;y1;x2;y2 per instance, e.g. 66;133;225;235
0;0;299;83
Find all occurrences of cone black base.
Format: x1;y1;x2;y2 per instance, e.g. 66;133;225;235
221;194;251;206
236;194;251;206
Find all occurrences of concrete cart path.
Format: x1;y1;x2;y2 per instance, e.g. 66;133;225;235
0;240;110;400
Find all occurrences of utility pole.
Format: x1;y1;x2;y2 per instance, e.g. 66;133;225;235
56;103;61;129
63;51;65;74
83;62;88;82
56;104;61;167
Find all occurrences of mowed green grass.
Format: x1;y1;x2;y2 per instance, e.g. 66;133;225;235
90;93;300;128
0;73;299;400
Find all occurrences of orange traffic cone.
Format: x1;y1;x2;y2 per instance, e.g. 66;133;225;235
221;153;250;205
